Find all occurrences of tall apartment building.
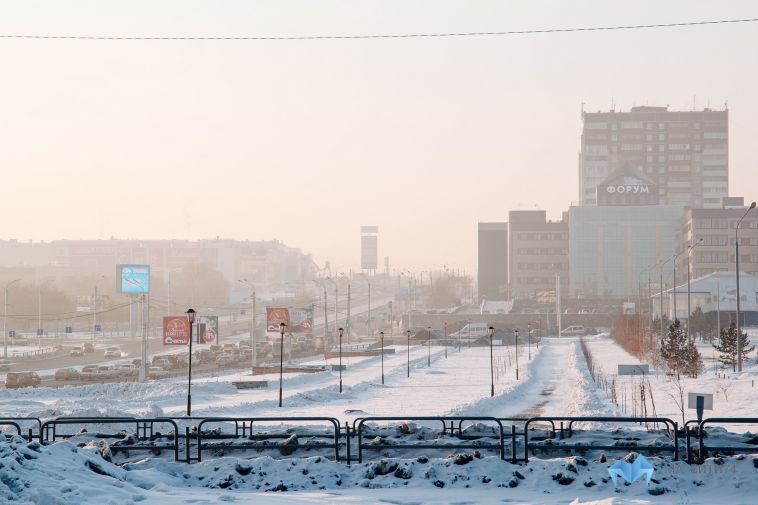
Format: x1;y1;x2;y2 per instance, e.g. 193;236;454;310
508;211;568;299
579;105;728;208
477;222;508;301
678;197;758;282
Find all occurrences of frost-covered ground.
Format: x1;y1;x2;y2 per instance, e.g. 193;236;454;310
3;334;758;504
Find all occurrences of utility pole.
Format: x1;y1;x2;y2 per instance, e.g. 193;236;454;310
347;283;351;345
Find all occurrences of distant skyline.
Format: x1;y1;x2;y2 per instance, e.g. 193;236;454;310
2;0;757;275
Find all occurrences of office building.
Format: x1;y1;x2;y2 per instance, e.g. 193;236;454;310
508;211;568;299
477;222;508;301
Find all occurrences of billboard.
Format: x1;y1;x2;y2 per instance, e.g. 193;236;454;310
118;264;150;294
289;308;314;334
163;316;190;345
197;315;219;344
266;307;291;332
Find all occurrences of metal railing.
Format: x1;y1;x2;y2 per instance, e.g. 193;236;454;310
697;418;758;463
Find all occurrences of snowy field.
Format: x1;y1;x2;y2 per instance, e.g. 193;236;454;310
3;333;758;504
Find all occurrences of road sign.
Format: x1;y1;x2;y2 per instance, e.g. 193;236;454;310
8;330;15;338
95;324;102;332
36;329;43;336
65;326;72;334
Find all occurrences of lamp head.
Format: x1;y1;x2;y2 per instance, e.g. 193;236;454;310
406;329;411;336
279;322;286;334
488;326;494;337
751;201;756;209
185;308;196;324
338;327;344;338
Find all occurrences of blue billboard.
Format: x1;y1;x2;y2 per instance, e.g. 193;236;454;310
119;264;150;294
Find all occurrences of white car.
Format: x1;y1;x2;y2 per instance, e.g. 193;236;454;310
103;347;121;358
561;325;588;336
148;367;169;379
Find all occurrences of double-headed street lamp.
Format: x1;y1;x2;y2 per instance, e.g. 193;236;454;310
736;201;756;372
686;238;704;339
185;308;196;416
338;327;344;393
514;329;520;380
278;322;286;407
3;278;21;358
406;329;411;377
487;326;495;397
379;330;385;385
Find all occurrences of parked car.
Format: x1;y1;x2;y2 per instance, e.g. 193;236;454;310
54;368;81;381
103;346;121;358
95;366;118;379
561;325;588;337
114;363;139;378
194;349;215;364
215;353;238;367
83;343;95;353
148;367;169;379
69;346;85;357
152;357;172;368
80;365;99;380
5;372;41;389
0;359;11;372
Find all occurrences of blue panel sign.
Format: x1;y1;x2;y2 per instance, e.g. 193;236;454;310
119;264;150;294
95;324;102;332
65;326;72;334
8;330;15;338
36;329;43;336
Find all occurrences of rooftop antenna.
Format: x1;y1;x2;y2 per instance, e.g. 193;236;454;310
610;97;615;112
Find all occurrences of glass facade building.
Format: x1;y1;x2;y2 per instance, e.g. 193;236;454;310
569;205;685;298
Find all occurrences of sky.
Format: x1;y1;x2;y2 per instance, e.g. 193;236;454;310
1;0;757;275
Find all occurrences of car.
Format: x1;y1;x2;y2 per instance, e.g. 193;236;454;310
54;368;81;381
147;367;169;379
0;359;11;372
152;357;172;368
103;346;121;358
194;349;215;363
255;342;271;356
69;346;85;357
561;325;588;337
83;343;95;353
113;363;139;378
94;366;118;380
5;372;41;389
79;365;100;380
215;353;238;367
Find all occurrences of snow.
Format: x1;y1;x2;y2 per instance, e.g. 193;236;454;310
3;332;758;504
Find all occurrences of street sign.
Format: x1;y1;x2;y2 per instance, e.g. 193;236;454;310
65;326;72;334
687;392;713;410
8;330;15;338
36;329;43;336
95;324;102;332
618;364;649;375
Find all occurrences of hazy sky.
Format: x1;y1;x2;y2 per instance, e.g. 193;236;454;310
2;0;757;274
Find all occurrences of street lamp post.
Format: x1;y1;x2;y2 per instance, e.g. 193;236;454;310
3;278;21;358
672;248;688;323
660;254;676;338
514;329;519;380
527;323;531;360
278;322;286;406
185;308;196;416
443;322;447;358
736;201;756;372
379;330;384;385
238;279;257;373
427;326;431;367
338;327;344;393
406;329;410;377
686;238;704;340
488;326;495;397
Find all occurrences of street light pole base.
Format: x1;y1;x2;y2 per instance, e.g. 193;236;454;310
186;394;191;416
490;385;494;397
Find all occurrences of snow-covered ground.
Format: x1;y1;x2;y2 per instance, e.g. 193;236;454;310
3;333;758;504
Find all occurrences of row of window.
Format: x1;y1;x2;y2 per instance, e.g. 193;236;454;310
516;248;568;255
585;121;725;131
515;232;568;241
516;262;568;271
693;218;758;229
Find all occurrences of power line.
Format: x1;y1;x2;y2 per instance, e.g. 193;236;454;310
0;18;756;41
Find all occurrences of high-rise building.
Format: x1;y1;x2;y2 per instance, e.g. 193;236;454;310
579;105;728;208
477;222;508;301
508;211;568;299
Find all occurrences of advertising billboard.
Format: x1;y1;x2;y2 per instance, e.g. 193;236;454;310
163;316;190;345
118;264;150;294
197;315;219;345
266;307;291;332
289;308;314;334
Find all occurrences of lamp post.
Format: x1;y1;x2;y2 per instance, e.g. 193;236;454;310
736;201;756;372
672;248;688;323
514;329;519;380
379;330;385;385
185;308;196;416
3;278;21;358
406;329;410;377
660;254;676;338
92;275;105;346
443;322;447;358
238;279;257;372
37;279;54;348
527;323;531;360
338;327;344;393
488;326;495;397
686;238;704;340
278;322;286;407
427;326;431;367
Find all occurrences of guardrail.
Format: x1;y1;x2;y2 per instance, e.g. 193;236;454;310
697;418;758;463
523;416;679;463
355;416;506;464
195;417;341;463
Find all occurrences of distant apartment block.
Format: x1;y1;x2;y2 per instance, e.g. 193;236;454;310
477;222;508;301
508;211;568;299
579;105;728;208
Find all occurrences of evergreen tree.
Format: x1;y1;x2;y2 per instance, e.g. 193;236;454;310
713;323;755;372
688;306;707;340
661;319;704;378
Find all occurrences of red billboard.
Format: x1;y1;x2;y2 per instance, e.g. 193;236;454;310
163;316;190;345
266;307;291;332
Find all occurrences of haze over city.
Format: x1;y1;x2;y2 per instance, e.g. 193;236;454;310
3;0;758;273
